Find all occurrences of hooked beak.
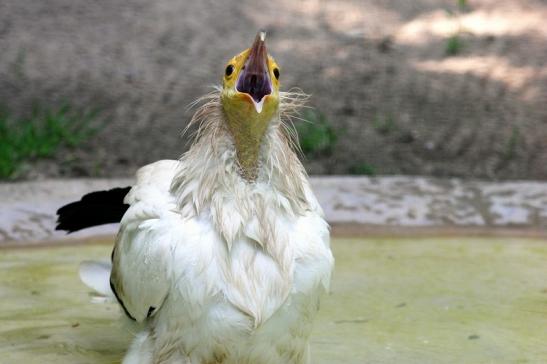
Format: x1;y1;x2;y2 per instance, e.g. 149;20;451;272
236;31;272;113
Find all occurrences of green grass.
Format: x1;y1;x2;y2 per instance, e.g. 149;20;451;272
445;34;464;56
373;113;396;135
502;126;520;162
295;109;337;156
0;105;101;179
349;163;376;176
445;0;468;56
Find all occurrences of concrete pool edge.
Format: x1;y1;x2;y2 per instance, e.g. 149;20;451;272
330;223;547;239
2;176;547;245
1;225;546;251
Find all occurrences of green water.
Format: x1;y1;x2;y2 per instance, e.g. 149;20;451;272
1;237;546;363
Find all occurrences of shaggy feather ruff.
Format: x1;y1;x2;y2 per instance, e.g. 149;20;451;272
173;87;313;239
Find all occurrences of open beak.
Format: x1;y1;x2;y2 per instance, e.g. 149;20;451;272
236;31;272;113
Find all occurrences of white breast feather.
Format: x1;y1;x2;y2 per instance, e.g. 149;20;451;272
110;111;333;363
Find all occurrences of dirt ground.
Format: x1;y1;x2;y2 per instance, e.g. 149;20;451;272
1;0;546;180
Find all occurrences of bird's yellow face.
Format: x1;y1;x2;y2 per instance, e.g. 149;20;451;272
220;32;281;180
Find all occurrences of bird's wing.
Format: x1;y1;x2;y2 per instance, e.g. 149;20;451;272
56;187;131;232
79;260;114;298
110;160;181;322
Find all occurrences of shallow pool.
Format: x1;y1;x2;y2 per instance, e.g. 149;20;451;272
1;237;546;363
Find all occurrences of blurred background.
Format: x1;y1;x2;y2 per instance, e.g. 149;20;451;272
1;0;546;180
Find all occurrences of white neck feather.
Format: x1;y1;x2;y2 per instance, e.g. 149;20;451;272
171;89;310;250
169;89;319;324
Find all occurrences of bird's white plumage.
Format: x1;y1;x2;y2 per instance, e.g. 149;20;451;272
79;260;113;298
96;96;334;363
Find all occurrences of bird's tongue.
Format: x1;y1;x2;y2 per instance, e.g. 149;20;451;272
237;72;270;103
236;32;272;108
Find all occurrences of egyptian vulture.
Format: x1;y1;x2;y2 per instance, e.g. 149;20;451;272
57;32;334;364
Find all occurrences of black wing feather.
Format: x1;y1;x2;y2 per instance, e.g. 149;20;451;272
56;187;131;233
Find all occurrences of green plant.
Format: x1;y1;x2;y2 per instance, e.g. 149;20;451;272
445;34;464;56
445;0;468;56
349;163;376;176
502;126;520;162
373;113;396;135
0;105;101;178
295;109;337;156
12;48;27;80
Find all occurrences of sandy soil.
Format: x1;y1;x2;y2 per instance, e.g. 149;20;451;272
1;0;546;179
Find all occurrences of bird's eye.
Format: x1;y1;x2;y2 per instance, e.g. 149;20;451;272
273;68;280;80
225;65;234;77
